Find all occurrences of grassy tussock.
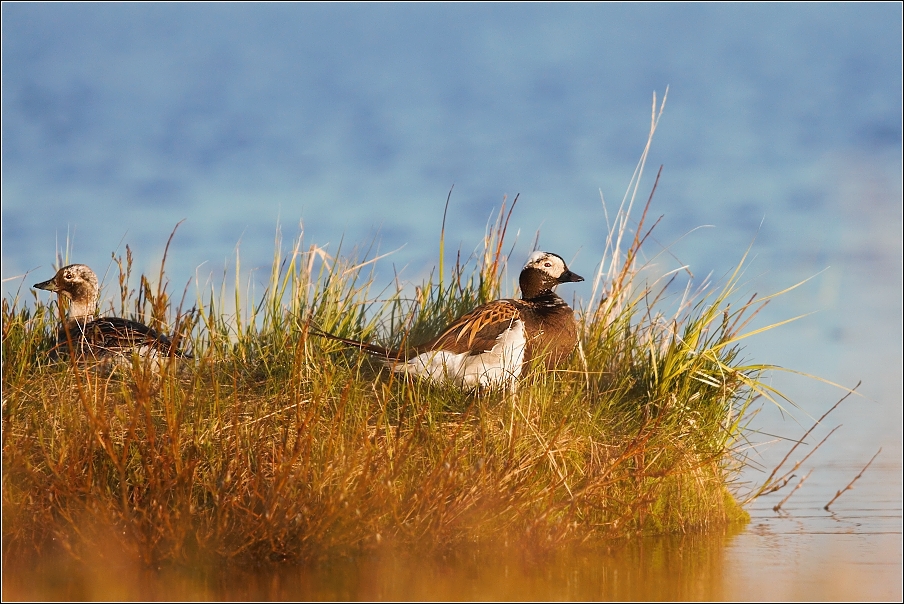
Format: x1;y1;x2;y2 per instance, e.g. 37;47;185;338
4;95;782;568
2;193;770;568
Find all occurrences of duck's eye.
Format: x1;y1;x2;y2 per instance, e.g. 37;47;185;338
544;262;552;267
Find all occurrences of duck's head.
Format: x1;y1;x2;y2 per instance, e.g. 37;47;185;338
520;251;583;299
34;264;100;319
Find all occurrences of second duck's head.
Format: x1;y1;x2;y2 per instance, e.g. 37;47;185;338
34;264;100;318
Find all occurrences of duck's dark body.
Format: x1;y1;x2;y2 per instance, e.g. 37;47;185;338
51;316;188;360
408;292;577;369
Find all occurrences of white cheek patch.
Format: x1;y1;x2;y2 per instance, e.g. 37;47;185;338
390;320;526;389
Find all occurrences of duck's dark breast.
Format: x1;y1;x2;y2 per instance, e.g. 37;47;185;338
518;301;578;369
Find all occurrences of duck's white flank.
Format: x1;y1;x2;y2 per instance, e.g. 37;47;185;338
392;318;526;389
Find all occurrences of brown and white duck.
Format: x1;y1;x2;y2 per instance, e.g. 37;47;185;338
34;263;191;363
312;251;583;389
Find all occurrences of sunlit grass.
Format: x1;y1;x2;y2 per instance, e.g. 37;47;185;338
1;203;774;567
3;92;793;570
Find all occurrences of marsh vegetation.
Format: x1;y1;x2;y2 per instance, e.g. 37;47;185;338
4;192;784;571
3;106;792;575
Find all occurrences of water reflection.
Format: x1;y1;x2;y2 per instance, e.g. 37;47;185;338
5;497;900;602
5;531;745;601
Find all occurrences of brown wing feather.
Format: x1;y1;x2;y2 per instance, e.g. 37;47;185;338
309;301;523;360
421;300;522;355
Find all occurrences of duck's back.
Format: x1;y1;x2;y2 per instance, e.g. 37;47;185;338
419;299;523;355
54;316;189;360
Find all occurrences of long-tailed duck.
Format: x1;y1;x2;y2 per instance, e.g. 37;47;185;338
312;251;583;389
33;263;191;364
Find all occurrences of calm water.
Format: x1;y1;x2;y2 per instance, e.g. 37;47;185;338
2;4;901;600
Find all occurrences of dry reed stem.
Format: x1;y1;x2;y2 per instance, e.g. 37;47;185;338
824;448;882;511
746;382;859;503
772;468;813;512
